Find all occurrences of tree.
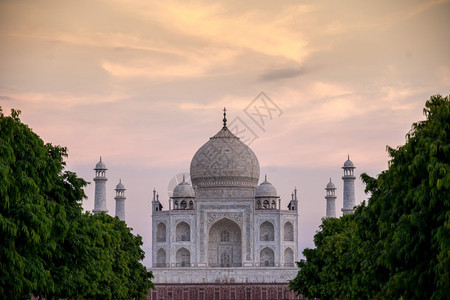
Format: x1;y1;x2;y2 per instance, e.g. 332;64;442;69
290;94;450;299
0;108;82;298
0;108;153;299
362;94;450;298
289;215;355;299
50;212;154;299
289;213;382;299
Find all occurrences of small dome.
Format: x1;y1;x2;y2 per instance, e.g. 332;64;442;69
255;175;278;197
343;155;355;168
116;180;125;190
326;178;335;189
173;179;195;198
95;157;107;170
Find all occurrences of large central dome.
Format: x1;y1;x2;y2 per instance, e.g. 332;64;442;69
190;117;260;188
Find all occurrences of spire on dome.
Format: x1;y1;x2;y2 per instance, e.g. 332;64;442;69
264;174;267;182
222;107;227;129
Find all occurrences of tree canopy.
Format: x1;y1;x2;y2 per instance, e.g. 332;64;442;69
290;94;450;299
0;108;153;299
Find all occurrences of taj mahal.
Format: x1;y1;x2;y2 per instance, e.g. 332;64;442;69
91;108;356;286
150;109;299;283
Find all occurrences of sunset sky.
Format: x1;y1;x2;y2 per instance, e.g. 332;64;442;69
1;0;449;266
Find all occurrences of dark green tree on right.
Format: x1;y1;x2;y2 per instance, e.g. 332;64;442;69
290;94;450;299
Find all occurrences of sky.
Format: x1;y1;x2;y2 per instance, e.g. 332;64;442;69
1;0;449;267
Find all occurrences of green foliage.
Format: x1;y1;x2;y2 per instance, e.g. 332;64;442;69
0;108;153;299
290;94;450;299
50;212;154;299
0;107;71;298
289;216;355;299
367;94;450;299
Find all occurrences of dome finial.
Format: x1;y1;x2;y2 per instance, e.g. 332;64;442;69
222;107;227;129
265;174;267;182
182;174;185;182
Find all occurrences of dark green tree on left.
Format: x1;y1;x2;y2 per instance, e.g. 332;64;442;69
0;108;153;299
0;107;81;298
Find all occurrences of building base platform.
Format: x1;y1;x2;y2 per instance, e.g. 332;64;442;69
152;267;298;284
148;283;303;300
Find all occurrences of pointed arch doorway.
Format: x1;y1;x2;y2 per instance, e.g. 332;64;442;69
208;218;242;267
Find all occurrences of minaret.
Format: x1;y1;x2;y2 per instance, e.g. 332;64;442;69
115;179;126;221
325;178;336;218
342;155;356;215
93;157;108;213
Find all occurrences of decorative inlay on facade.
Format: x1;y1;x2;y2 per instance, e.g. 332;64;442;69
257;218;276;225
196;187;254;199
207;212;243;226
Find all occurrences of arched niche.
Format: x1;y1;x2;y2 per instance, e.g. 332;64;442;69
260;247;274;267
176;247;190;267
284;247;294;266
260;221;274;241
156;248;166;267
176;221;190;242
284;222;294;241
156;222;166;242
208;218;242;267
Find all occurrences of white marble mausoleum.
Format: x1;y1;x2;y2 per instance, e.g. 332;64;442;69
151;110;299;284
